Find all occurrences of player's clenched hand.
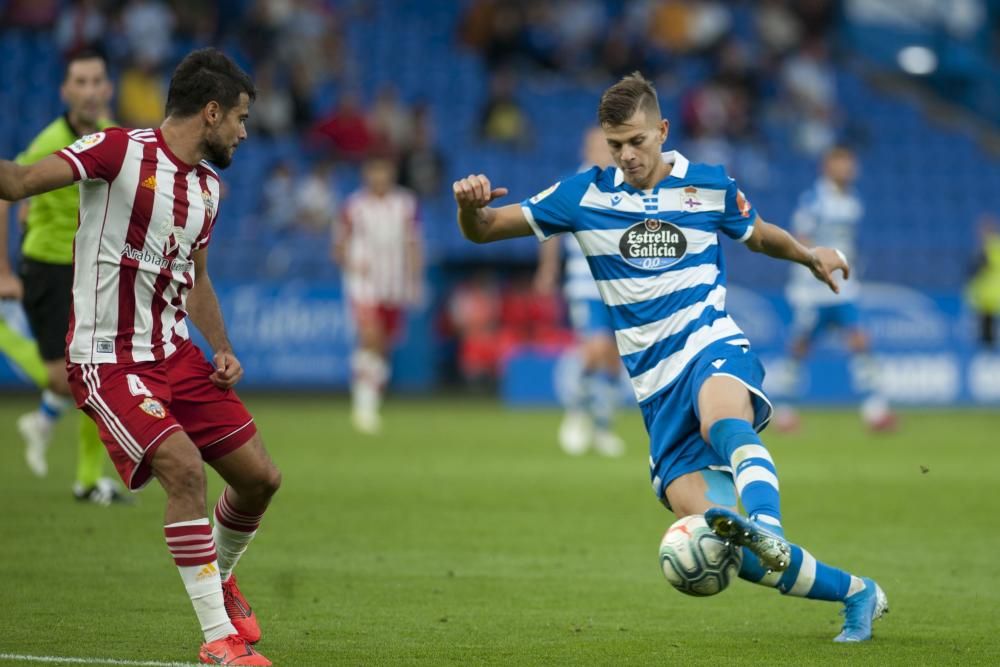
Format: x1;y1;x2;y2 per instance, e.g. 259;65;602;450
210;349;244;389
0;272;22;300
809;247;850;294
453;174;508;211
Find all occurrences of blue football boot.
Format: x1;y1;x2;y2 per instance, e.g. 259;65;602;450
834;577;889;642
704;507;790;572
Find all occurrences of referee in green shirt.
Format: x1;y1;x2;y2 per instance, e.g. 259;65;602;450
0;50;128;504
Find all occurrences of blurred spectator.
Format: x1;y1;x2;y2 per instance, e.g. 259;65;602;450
479;70;531;149
792;0;838;40
116;57;165;128
249;63;294;138
313;91;376;161
55;0;107;56
120;0;176;67
600;15;650;79
368;85;414;154
447;271;501;389
289;66;316;133
756;0;803;57
2;0;58;28
238;0;287;64
260;161;297;233
398;104;445;198
295;161;339;234
781;38;838;155
278;0;341;85
171;0;219;46
967;214;1000;348
648;0;731;56
460;1;525;72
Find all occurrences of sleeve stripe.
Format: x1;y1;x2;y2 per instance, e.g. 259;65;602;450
57;148;87;180
520;205;552;242
737;222;755;243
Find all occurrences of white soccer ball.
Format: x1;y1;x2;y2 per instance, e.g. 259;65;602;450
658;514;743;597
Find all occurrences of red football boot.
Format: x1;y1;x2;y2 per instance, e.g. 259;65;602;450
199;634;271;665
222;575;261;644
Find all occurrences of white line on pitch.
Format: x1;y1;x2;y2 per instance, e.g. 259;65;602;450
0;654;201;667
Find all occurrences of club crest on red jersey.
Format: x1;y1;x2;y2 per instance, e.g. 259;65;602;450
201;190;216;219
139;397;166;419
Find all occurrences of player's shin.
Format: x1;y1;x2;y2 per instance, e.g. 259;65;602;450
165;518;236;642
213;487;264;581
738;544;863;601
708;418;783;530
75;416;105;488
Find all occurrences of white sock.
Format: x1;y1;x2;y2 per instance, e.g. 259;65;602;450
213;490;263;582
179;561;235;642
214;524;257;582
165;518;237;642
351;350;388;414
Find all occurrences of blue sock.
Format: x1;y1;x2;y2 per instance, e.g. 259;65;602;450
587;370;617;432
738;543;854;601
39;389;70;425
708;418;782;529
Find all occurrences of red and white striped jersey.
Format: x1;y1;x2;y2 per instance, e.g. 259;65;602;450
56;127;222;364
341;186;419;305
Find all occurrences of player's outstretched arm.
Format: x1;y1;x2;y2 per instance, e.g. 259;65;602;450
0;155;75;202
745;216;850;294
453;173;533;243
187;248;243;389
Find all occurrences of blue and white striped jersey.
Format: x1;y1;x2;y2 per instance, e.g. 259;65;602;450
787;177;862;306
521;151;756;405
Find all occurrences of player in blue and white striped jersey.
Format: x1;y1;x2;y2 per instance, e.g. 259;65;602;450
453;73;887;642
534;127;624;457
775;146;896;432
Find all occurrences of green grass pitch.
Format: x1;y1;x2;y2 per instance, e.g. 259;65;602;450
1;394;998;665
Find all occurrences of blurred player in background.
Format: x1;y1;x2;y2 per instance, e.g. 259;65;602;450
454;73;887;643
774;146;896;432
534;127;624;457
966;213;1000;347
0;48;277;665
334;156;422;435
0;50;130;504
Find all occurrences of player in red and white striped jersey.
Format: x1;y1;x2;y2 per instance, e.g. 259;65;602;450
333;156;422;434
0;49;274;666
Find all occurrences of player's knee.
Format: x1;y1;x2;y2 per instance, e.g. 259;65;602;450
47;370;71;395
240;464;281;504
262;466;282;499
153;440;206;500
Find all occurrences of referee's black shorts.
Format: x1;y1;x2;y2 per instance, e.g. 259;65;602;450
20;258;73;362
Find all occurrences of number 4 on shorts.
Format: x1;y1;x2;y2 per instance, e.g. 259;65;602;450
127;373;153;397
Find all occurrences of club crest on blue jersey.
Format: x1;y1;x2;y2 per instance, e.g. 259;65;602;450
681;186;702;211
619;219;688;271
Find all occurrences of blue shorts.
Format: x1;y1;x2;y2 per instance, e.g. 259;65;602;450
792;302;861;341
643;340;772;505
567;297;614;337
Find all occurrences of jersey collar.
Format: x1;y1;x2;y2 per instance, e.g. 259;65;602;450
613;150;690;189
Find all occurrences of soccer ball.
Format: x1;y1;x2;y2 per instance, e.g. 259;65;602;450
658;514;742;597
